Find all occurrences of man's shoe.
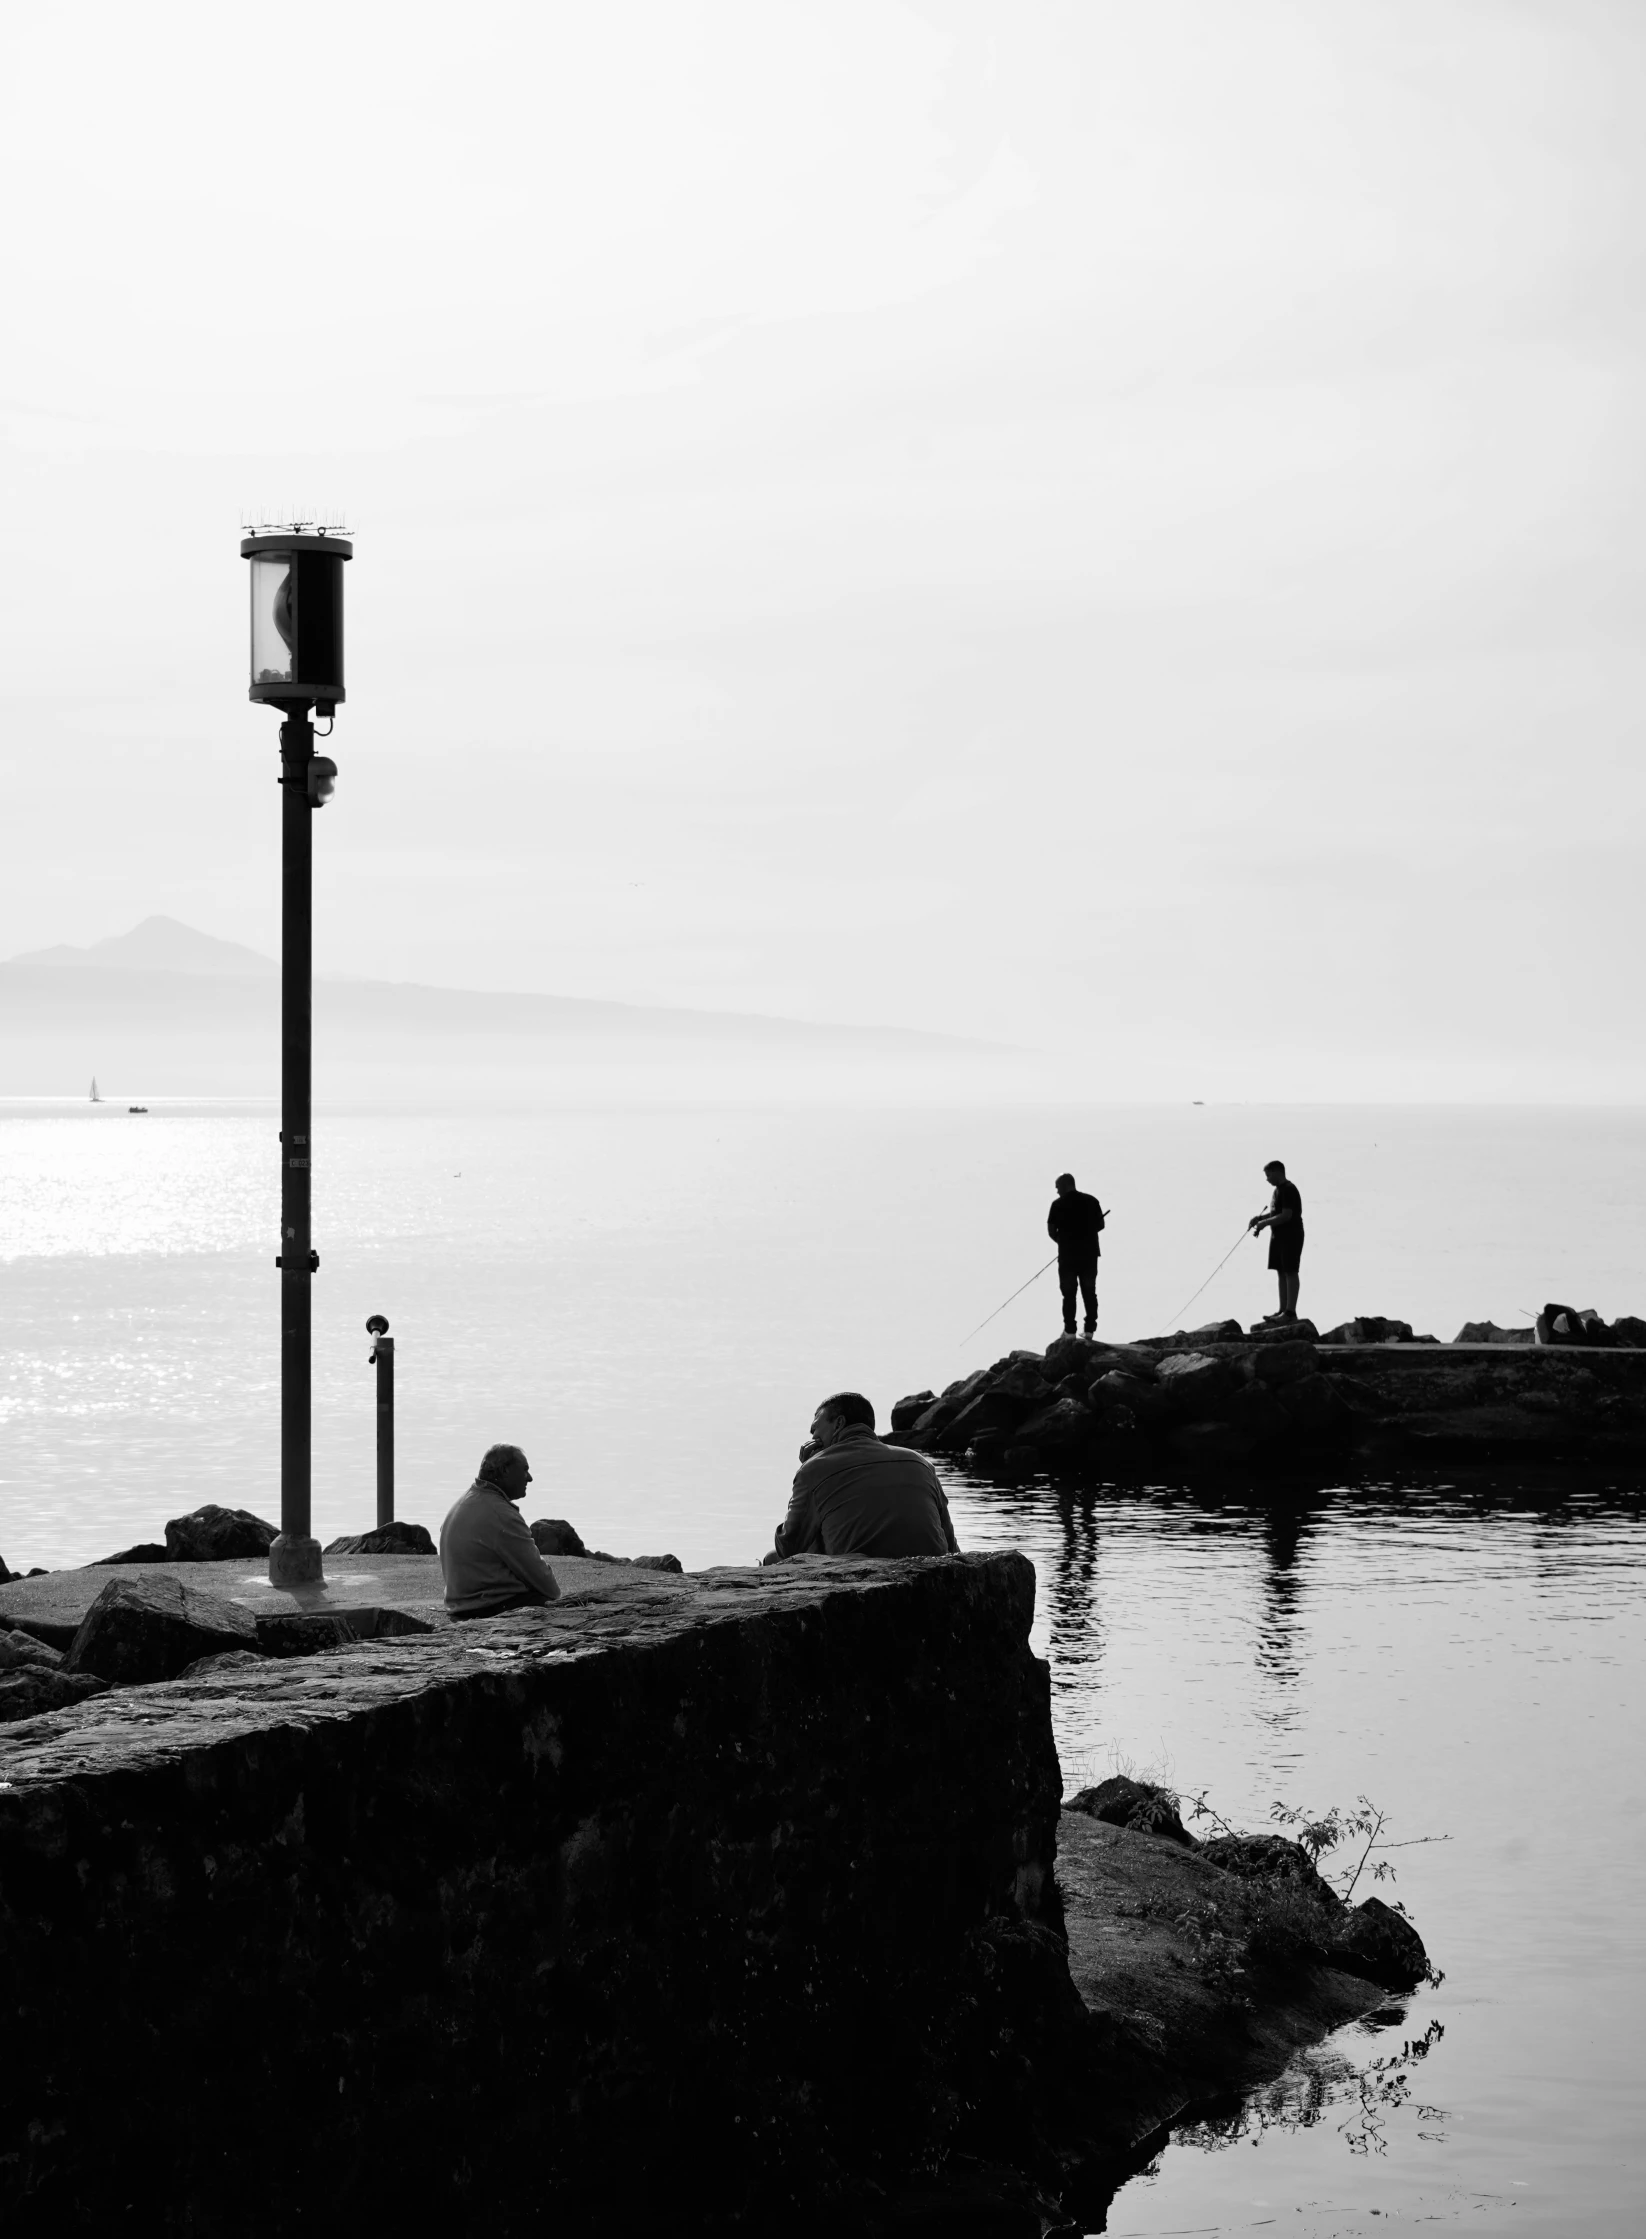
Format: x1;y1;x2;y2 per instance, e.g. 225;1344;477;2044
1082;1324;1097;1338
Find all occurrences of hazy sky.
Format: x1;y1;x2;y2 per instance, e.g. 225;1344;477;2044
2;0;1642;1097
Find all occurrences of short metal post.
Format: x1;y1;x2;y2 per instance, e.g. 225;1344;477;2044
367;1315;394;1526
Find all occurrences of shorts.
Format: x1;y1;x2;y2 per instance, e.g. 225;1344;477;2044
1267;1233;1304;1274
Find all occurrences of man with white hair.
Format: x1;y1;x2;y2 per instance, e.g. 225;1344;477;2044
439;1443;563;1620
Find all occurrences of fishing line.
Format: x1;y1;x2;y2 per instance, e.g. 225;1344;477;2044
958;1257;1058;1348
957;1205;1119;1349
1158;1225;1254;1333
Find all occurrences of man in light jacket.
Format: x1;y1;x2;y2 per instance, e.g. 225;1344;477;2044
440;1443;563;1620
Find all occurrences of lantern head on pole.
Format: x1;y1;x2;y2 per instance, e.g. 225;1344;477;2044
241;522;352;714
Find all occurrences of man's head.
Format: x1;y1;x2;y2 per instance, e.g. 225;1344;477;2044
477;1442;533;1502
809;1391;875;1449
1263;1160;1286;1181
1054;1172;1076;1195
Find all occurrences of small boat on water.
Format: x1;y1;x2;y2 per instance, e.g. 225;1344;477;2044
89;1076;102;1103
128;1106;148;1114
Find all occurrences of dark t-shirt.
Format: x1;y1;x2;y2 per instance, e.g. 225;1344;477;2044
1047;1189;1104;1259
1267;1179;1304;1267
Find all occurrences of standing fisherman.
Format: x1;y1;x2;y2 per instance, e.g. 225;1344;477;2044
1048;1171;1105;1338
1248;1159;1305;1326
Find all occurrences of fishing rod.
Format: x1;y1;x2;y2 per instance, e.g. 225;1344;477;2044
958;1204;1118;1348
1158;1223;1255;1333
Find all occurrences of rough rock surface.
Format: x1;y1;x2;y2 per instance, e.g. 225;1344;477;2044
164;1505;278;1561
93;1541;170;1565
323;1521;436;1556
0;1668;111;1723
899;1321;1646;1475
0;1630;62;1673
254;1606;435;1656
1067;1776;1193;1847
530;1517;588;1557
63;1572;258;1683
0;1554;1092;2234
1057;1815;1428;2139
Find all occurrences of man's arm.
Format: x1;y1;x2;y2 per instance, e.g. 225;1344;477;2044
933;1471;958;1554
497;1506;562;1601
1046;1200;1063;1243
771;1462;823;1561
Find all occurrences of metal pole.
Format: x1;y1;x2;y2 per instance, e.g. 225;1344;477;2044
271;707;323;1587
368;1319;395;1527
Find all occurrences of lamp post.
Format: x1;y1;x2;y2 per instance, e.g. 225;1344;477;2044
241;523;352;1588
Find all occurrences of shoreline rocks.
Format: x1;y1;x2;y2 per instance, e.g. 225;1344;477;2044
896;1314;1646;1474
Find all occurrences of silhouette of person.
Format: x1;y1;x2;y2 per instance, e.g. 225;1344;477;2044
1047;1171;1105;1337
1249;1160;1305;1325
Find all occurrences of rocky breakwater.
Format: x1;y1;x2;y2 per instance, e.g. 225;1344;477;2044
895;1319;1646;1473
1;1553;1079;2233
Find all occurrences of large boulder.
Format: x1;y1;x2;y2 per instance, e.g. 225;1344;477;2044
1149;1319;1244;1350
181;1650;268;1680
1013;1397;1098;1456
255;1613;354;1657
1087;1370;1163;1427
1276;1373;1353;1443
905;1371;995;1444
164;1505;278;1562
930;1388;1038;1453
1249;1340;1317;1388
256;1607;435;1656
531;1518;588;1558
889;1391;936;1434
92;1542;170;1566
1199;1832;1336;1905
1246;1317;1320;1344
323;1522;436;1556
1325;1895;1430;1990
1612;1315;1646;1348
1319;1317;1412;1347
65;1573;258;1684
1040;1335;1113;1380
991;1362;1055;1402
0;1668;111;1723
1536;1303;1613;1348
1454;1321;1534;1346
1066;1776;1193;1847
630;1554;685;1574
1154;1351;1239;1419
0;1628;64;1671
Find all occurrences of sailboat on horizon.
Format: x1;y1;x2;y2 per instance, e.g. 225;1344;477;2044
89;1076;102;1103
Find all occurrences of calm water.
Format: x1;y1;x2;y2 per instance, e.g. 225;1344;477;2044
3;1098;1644;2231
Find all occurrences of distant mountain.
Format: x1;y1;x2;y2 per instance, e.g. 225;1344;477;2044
0;919;1006;1076
12;916;277;979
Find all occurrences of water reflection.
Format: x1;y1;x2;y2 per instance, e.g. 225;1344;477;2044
939;1457;1646;2233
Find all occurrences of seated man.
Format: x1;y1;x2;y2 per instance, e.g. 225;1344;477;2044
765;1392;958;1562
439;1443;563;1620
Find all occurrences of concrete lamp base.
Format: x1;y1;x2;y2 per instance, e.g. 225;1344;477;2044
268;1533;325;1588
